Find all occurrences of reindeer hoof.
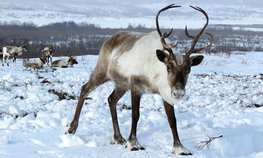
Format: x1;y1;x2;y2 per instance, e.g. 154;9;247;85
172;145;192;155
111;136;126;145
65;122;78;134
66;127;76;134
130;146;145;151
180;152;192;156
126;139;145;151
65;129;75;134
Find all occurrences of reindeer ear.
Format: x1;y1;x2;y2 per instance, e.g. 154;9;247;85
156;49;168;63
190;55;204;66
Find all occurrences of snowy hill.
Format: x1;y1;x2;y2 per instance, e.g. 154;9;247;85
0;52;262;157
0;0;263;28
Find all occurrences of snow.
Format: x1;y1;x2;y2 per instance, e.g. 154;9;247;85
0;52;263;157
233;27;263;32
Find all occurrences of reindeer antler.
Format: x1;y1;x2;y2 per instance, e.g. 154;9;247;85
156;4;181;50
184;6;213;59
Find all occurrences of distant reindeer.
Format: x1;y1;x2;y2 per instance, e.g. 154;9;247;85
66;4;212;155
2;45;27;66
41;46;55;65
23;57;46;70
51;56;78;68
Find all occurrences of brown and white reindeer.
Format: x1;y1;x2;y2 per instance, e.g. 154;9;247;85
41;46;55;65
51;56;78;68
66;4;212;155
2;45;27;66
23;57;47;70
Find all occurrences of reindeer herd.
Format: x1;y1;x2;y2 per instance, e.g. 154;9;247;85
1;3;213;156
1;45;78;69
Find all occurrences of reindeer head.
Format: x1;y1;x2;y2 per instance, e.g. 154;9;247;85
155;4;212;100
68;56;78;67
42;46;55;56
21;45;28;52
48;46;55;55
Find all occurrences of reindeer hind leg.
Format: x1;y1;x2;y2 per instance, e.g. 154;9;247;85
66;70;109;134
108;87;127;145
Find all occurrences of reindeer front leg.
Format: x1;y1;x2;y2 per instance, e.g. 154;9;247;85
2;53;8;66
163;101;192;155
50;55;52;64
126;91;145;151
13;56;17;63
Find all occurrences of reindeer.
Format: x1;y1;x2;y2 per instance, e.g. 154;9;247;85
2;45;27;66
41;46;55;65
66;4;212;155
51;56;78;68
23;57;46;70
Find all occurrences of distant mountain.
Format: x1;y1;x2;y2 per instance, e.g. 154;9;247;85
0;0;262;28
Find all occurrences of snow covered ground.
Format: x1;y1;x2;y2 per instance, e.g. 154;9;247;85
0;52;263;158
